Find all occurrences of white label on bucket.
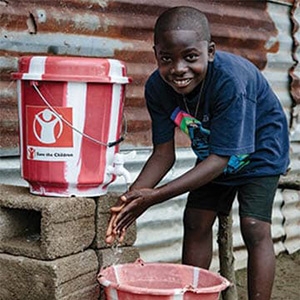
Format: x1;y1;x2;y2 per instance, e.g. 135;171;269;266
26;105;75;161
27;146;75;161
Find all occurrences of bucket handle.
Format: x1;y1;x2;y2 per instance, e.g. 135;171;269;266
31;81;127;147
134;258;145;266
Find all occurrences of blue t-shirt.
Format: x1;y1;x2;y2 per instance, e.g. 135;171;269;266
145;51;290;185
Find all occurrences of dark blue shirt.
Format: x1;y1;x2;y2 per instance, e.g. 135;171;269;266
145;51;290;184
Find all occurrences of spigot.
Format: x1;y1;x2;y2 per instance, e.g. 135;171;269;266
107;152;135;188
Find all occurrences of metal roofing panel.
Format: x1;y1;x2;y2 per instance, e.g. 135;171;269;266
0;0;294;155
290;1;300;144
282;190;300;254
290;0;300;104
264;1;294;126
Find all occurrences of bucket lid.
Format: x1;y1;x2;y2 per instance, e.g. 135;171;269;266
12;56;131;84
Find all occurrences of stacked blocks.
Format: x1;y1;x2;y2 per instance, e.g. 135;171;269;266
0;185;96;259
0;250;99;300
0;185;140;299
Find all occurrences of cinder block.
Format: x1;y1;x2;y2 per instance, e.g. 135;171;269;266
0;249;100;300
93;193;137;249
0;185;95;260
96;246;140;268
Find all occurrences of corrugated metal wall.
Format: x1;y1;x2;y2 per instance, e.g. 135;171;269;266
282;0;300;258
290;0;300;105
290;0;300;141
1;0;299;270
0;0;293;154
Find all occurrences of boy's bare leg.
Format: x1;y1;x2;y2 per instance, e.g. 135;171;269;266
182;208;217;269
241;217;275;300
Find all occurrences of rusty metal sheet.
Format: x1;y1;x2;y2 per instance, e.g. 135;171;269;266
0;0;294;155
290;0;300;104
282;190;300;254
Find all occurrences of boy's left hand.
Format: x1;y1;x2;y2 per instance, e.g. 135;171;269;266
105;188;158;245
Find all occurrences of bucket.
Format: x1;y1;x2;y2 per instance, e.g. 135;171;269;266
12;56;131;197
98;260;231;300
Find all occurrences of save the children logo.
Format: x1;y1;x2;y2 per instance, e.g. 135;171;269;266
26;106;74;161
33;109;63;144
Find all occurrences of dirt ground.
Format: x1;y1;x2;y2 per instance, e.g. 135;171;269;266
235;250;300;299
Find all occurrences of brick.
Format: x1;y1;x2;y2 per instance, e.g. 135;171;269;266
96;246;140;268
60;286;100;300
0;250;100;300
93;193;137;249
0;184;96;259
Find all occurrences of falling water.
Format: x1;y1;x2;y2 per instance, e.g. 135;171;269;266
111;240;123;265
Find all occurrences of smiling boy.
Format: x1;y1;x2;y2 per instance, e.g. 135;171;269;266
106;6;290;300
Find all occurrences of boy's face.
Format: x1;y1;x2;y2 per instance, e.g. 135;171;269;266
154;30;215;95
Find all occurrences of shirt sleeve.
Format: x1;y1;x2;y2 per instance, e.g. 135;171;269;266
145;74;176;145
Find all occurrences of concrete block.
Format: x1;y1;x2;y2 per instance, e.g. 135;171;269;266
0;185;96;259
96;246;140;268
93;193;137;249
0;249;100;300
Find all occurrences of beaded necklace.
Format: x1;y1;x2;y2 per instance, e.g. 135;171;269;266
182;78;205;119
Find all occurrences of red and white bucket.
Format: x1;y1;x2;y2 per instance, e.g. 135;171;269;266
98;260;231;300
12;56;131;197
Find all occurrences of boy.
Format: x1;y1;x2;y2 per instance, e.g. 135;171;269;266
106;6;290;300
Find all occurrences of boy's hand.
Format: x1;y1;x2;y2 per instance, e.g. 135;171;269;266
105;188;158;245
112;188;158;236
105;195;127;245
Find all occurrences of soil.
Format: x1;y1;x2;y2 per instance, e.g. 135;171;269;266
235;250;300;299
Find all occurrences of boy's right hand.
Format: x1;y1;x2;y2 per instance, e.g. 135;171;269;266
105;195;127;245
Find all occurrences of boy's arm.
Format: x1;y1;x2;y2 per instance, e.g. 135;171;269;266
110;153;229;239
154;153;229;201
105;140;175;244
130;139;176;190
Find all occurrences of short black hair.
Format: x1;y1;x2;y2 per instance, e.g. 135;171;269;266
154;6;211;45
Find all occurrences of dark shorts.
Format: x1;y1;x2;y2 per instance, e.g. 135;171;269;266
186;176;280;223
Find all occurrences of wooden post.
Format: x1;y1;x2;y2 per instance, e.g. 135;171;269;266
218;212;238;300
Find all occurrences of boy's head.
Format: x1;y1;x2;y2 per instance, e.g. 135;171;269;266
153;6;215;95
154;6;211;45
